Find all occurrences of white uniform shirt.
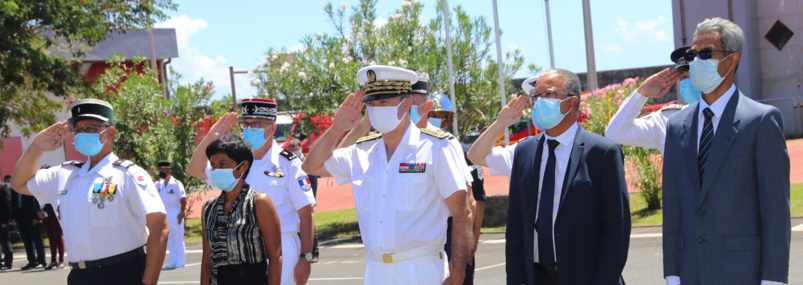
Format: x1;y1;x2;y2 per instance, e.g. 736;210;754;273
324;123;466;253
486;144;517;177
205;141;316;234
605;91;686;154
26;153;166;262
156;177;185;211
426;121;473;184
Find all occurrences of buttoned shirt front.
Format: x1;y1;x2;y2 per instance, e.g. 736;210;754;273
205;141;316;234
605;91;686;154
324;123;466;253
26;153;166;262
156;177;185;211
696;84;736;151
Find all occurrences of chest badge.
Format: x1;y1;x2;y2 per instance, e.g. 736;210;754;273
265;165;285;177
92;177;119;209
399;162;427;173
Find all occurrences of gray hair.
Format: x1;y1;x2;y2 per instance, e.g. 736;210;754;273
538;68;581;97
694;17;744;54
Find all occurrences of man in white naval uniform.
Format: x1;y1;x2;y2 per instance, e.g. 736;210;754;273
155;161;187;269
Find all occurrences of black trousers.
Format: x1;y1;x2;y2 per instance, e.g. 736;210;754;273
217;261;268;285
17;218;45;265
67;251;146;285
533;264;559;285
445;217;476;285
310;175;319;257
0;226;12;267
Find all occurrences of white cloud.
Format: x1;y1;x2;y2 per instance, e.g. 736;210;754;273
374;17;388;27
615;16;670;43
156;15;255;100
600;43;623;52
289;43;305;52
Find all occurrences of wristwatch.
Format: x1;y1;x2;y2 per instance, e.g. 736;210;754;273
300;252;313;262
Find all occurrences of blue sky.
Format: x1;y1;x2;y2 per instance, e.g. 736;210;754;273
156;0;675;101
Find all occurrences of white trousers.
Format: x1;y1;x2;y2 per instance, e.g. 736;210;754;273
273;233;300;285
363;249;448;285
166;209;186;266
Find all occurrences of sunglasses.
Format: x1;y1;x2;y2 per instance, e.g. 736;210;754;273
684;47;730;61
71;123;111;134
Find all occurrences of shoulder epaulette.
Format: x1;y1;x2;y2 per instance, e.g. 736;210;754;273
660;103;686;112
516;136;533;144
420;128;451;139
112;159;137;169
61;160;85;168
280;149;297;161
356;133;383;144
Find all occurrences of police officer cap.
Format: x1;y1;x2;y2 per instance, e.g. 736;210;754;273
521;76;539;95
157;161;172;168
670;46;691;72
240;98;277;120
67;98;114;128
430;91;454;113
356;65;418;102
411;72;430;95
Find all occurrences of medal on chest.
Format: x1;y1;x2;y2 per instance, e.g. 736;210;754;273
399;162;427;173
264;164;284;177
92;176;118;209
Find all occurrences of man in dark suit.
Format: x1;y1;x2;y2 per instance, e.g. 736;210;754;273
0;174;13;270
662;17;790;285
10;174;46;270
468;68;631;284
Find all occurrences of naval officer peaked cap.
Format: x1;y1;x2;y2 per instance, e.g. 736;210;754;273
521;75;539;95
67;98;114;128
157;161;172;168
356;65;418;102
411;71;430;95
670;45;692;72
240;98;277;120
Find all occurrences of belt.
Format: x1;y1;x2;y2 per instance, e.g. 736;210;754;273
367;246;444;264
69;247;145;270
534;263;558;276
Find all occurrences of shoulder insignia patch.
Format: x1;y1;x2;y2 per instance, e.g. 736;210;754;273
61;160;85;168
280;149;297;161
420;128;450;139
660;103;686;112
112;159;148;186
356;133;383;144
112;159;136;169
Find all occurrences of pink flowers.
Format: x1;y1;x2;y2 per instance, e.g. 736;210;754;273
299;71;307;79
403;1;413;8
329;62;335;69
250;79;261;86
340;2;347;9
364;19;371;24
204;85;211;91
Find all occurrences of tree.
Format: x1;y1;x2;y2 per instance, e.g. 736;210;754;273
253;0;524;139
0;0;176;139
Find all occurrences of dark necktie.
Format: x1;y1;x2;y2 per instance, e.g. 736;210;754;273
536;139;560;266
698;108;715;185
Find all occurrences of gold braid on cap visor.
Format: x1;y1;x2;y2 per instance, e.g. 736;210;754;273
364;80;412;96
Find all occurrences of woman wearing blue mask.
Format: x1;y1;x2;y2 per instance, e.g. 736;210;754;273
200;134;282;285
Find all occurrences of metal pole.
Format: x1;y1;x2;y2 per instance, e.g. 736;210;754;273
545;0;556;68
581;0;598;92
229;66;237;112
147;13;165;98
443;0;459;138
492;0;510;146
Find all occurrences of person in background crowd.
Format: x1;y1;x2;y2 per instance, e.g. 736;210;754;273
156;161;187;270
11;174;46;270
0;174;13;270
36;165;65;270
287;138;320;263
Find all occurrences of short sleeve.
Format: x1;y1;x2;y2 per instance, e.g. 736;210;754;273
26;167;64;205
124;167;166;217
434;141;468;199
447;138;472;183
324;147;354;186
486;144;517;177
178;181;186;198
286;159;316;210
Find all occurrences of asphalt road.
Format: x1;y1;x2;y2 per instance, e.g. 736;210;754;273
3;218;803;284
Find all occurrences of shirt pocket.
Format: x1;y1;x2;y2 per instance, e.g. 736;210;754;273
263;177;287;202
352;176;374;212
396;174;428;211
87;192;120;228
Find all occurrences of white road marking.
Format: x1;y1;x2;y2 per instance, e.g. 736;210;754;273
793;223;803;232
184;262;201;267
475;262;505;271
324;244;365;249
631;233;662;238
481;239;506;244
310;277;363;281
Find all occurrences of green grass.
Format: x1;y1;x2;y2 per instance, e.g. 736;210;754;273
791;183;803;217
184;218;204;243
314;209;360;239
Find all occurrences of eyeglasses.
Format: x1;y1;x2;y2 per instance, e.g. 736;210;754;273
684;47;730;61
239;121;274;130
530;91;574;103
71;124;111;134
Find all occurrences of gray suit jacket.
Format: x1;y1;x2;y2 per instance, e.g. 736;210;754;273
662;91;791;284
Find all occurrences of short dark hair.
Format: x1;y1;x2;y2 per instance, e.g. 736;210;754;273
3;175;10;181
205;134;254;180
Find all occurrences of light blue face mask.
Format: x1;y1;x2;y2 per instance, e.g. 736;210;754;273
689;54;731;94
243;128;267;149
74;129;108;157
531;97;572;130
211;161;244;192
428;118;443;129
410;104;424;124
679;79;701;104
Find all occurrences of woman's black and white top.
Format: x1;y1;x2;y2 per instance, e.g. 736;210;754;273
203;186;267;284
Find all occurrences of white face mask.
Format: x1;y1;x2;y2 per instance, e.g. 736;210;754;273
689;54;732;94
368;99;407;133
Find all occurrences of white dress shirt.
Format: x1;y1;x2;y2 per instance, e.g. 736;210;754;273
532;123;577;263
26;153;166;262
485;144;517;177
426;121;473;184
605;91;686;154
324;123;466;253
156;177;185;211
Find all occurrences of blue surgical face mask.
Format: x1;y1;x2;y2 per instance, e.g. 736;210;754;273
243;128;267;149
679;79;701;104
211;162;244;192
410;104;423;124
689;54;731;94
531;97;572;130
428;118;443;129
74;129;108;157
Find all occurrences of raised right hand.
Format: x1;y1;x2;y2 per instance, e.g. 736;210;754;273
496;95;528;127
637;68;682;98
209;112;238;138
332;91;365;132
31;122;70;152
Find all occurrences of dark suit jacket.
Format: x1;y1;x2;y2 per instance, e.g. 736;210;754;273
663;91;791;284
0;184;11;224
506;126;631;285
11;192;41;221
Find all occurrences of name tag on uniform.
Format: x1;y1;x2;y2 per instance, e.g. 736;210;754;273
56;189;68;195
399;162;426;173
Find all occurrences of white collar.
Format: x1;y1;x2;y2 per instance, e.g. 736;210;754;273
698;84;737;120
544;122;578;148
79;152;118;177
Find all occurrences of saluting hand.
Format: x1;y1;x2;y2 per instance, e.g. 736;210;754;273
332;90;365;132
31;121;70;152
637;68;682;98
496;95;528;127
209;112;238;138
